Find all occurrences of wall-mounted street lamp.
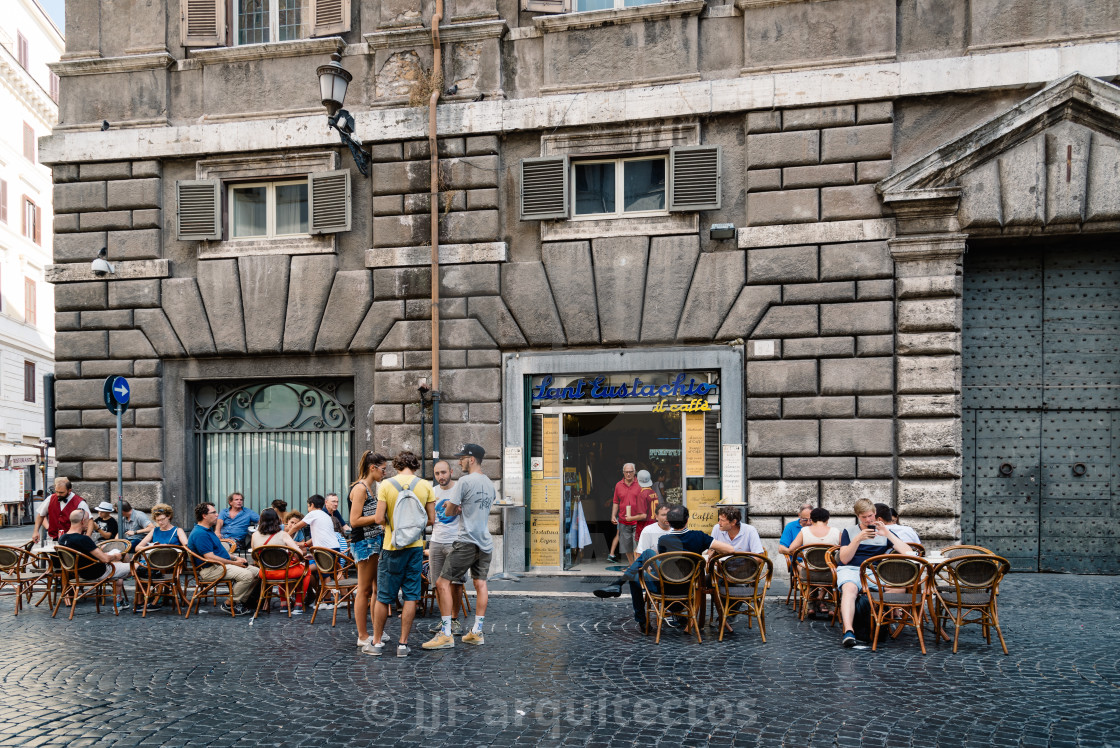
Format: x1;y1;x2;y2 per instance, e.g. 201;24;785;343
316;52;371;177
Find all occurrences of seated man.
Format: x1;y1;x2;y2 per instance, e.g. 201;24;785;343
875;503;921;545
215;492;259;553
635;504;671;556
837;498;916;648
711;507;763;554
778;502;814;554
188;502;261;616
120;501;153;549
593;505;734;627
57;509;130;607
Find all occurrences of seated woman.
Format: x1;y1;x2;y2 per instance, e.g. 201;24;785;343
787;507;842;616
134;503;188;551
271;499;288;518
252;508;311;614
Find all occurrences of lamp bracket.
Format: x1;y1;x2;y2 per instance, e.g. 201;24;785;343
328;108;371;178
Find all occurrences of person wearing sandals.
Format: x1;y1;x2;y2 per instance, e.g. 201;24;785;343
349;450;389;649
786;507;841;617
251;508;311;614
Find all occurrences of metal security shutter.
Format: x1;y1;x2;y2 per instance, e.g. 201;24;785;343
181;0;226;47
308;169;351;234
311;0;351;35
962;240;1120;574
522;0;570;12
669;145;721;212
176;180;221;241
520;157;568;221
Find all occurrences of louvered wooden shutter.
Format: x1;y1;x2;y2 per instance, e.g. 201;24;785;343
32;203;40;244
522;0;570;13
308;170;351;234
311;0;351;35
669;145;721;212
181;0;226;47
177;180;222;240
520;157;568;221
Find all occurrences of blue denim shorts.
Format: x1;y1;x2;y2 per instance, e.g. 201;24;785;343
351;533;383;563
376;546;423;603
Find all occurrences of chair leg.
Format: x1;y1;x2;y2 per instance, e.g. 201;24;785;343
758;603;767;643
991;606;1008;655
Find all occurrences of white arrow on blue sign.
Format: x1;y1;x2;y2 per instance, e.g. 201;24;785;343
112;377;130;405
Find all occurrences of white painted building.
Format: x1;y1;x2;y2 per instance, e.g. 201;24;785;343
0;0;61;502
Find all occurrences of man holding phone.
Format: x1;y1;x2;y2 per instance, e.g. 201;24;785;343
836;498;916;648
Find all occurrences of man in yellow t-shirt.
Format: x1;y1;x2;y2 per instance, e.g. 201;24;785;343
366;451;435;658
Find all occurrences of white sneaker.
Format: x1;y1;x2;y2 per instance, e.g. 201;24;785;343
397;644;410;658
381;632;391;643
356;636;372;648
362;642;384;656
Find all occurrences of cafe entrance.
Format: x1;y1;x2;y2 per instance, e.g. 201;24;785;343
527;371;725;572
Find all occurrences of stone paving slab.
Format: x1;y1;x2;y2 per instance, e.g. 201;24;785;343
0;574;1117;747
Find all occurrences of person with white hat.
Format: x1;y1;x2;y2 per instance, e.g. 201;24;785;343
90;501;119;541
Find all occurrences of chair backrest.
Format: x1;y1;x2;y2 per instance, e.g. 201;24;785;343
221;539;238;555
99;539;132;555
53;546;87;574
642;551;703;596
253;545;302;572
941;544;996;558
938;554;1009;592
0;545;22;571
906;542;926;557
713;553;766;585
799;544;834;572
863;554;928;591
310;547;341;575
138;546;185;573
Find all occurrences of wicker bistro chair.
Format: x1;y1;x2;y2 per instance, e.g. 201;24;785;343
0;545;49;615
781;549;801;610
182;550;237;618
906;543;926;557
309;547;358;626
709;553;773;642
859;554;932;654
639;551;706;644
940;544;996;559
795;544;840;624
931;554;1011;655
131;546;187;617
52;546;120;620
251;546;308;619
420;570;472;618
99;539;133;557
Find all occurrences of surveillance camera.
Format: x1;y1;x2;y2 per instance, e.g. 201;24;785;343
91;247;115;277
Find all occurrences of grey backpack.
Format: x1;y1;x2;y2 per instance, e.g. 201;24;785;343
389;477;427;547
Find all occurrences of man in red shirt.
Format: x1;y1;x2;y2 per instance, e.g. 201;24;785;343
611;463;644;563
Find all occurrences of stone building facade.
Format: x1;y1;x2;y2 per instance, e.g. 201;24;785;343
41;0;1120;573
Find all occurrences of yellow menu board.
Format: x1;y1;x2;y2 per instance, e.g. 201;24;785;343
530;478;563;511
685;412;706;477
686;490;721;532
530;511;561;567
542;415;560;477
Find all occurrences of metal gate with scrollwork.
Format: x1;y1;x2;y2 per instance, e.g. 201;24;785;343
962;240;1119;573
193;380;355;513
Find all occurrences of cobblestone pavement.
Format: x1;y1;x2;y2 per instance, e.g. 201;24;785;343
0;573;1117;747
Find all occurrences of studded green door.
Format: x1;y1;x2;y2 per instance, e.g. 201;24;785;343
962;239;1119;574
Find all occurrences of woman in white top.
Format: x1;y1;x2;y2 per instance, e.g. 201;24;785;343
787;507;842;616
251;508;310;613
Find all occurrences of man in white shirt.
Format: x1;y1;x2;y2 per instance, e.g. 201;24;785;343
635;504;671;555
291;495;340;550
711;507;763;554
32;477;91;542
876;503;921;545
426;460;465;635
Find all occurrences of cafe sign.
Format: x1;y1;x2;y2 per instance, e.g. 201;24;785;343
532;373;718;403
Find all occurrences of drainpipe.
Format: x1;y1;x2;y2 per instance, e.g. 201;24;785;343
429;0;444;465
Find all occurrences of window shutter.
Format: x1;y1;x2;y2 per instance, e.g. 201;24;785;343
0;180;7;223
669;145;721;212
308;170;351;234
520;157;568;221
177;180;222;240
311;0;351;35
181;0;226;47
521;0;570;13
32;204;40;244
20;197;26;236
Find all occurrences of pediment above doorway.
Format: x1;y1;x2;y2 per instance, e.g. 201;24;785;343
878;73;1120;235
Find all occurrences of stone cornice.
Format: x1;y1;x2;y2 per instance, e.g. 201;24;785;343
187;37;345;66
888;234;968;262
365;242;508;267
45;259;172;284
0;47;57;125
49;52;174;77
535;0;705;32
738;218;895;248
364;19;507;49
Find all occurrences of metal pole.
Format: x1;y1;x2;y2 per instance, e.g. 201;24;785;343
116;404;124;539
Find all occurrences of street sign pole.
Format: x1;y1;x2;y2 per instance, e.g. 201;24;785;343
116;402;124;544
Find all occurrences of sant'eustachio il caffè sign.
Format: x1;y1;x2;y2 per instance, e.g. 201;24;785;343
531;372;719;411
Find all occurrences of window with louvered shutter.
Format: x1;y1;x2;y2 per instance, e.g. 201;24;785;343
308;170;351;234
669;145;721;212
0;181;7;224
520;157;568;221
311;0;350;35
177;180;222;240
182;0;227;47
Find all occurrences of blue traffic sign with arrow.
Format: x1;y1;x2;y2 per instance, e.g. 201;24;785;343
103;375;131;413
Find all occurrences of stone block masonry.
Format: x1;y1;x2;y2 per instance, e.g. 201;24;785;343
745;103;892;227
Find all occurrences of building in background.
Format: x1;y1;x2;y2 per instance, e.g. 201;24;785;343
39;0;1120;574
0;0;60;517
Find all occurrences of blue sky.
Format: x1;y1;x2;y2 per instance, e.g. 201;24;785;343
39;0;65;32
